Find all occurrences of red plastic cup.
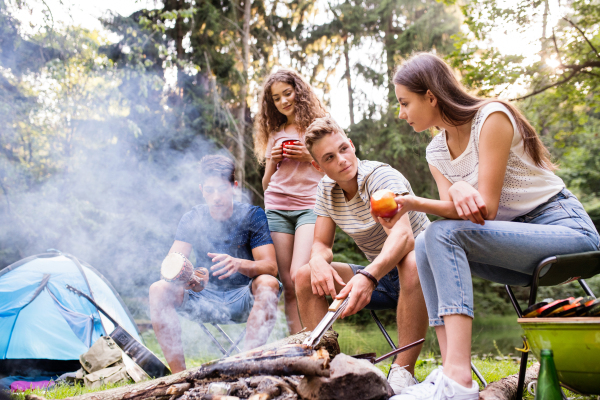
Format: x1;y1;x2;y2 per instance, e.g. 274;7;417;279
282;139;298;155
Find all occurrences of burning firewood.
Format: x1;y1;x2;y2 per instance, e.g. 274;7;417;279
191;353;330;381
50;330;338;400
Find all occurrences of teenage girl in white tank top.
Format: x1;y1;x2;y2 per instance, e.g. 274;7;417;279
377;53;599;400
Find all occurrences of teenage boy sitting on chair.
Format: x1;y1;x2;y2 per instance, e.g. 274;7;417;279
149;155;282;373
294;117;430;394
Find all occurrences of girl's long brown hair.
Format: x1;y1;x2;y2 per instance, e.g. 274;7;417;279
393;53;555;170
253;68;328;164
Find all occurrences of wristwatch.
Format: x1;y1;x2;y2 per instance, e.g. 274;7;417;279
357;269;378;288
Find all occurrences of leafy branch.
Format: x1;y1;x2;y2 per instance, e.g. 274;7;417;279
513;17;600;100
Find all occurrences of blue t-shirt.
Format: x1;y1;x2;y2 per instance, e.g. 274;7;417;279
174;202;273;289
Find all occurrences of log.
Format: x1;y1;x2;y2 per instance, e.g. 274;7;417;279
479;363;540;400
191;355;330;380
297;354;393;400
223;330;339;361
166;382;191;395
248;395;269;400
59;330;338;400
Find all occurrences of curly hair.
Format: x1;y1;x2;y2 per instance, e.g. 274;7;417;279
253;68;328;164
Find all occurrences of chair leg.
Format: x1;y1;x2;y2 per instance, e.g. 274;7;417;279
505;285;523;318
224;327;246;357
515;350;529;400
528;280;540;307
198;323;227;355
212;323;243;354
370;310;397;350
471;362;487;388
578;279;596;298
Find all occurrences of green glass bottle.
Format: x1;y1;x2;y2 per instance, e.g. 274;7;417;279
535;349;563;400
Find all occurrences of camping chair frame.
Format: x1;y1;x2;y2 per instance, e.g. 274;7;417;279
370;310;488;388
505;250;600;400
198;323;246;358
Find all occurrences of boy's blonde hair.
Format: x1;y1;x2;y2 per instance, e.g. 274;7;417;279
304;117;347;156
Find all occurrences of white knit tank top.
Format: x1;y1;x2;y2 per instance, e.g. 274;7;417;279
425;102;564;221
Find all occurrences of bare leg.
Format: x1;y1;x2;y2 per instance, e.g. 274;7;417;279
295;262;354;329
244;275;281;350
289;224;316;283
435;325;447;362
149;281;186;373
271;232;302;334
439;314;473;387
393;251;428;375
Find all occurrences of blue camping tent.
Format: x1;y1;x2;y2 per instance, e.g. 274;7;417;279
0;252;141;377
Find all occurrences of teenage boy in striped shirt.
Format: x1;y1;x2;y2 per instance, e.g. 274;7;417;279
294;117;430;394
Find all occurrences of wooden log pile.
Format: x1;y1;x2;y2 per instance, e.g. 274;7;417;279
27;330;395;400
24;328;542;400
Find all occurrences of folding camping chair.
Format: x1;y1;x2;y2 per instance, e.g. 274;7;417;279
504;250;600;400
198;322;246;358
370;309;488;388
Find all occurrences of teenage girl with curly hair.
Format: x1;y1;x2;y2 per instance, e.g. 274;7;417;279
379;53;599;400
254;68;328;334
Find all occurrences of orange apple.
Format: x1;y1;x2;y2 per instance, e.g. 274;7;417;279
370;189;398;218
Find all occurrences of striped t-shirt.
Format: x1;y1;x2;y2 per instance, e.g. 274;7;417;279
314;159;430;262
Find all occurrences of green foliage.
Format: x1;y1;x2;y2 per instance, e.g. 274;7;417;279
447;0;600;217
472;277;515;316
2;0;599;326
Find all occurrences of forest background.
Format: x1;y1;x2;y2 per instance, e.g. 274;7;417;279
1;0;599;324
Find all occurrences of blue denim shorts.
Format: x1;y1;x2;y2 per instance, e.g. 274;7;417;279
177;277;283;324
348;263;399;310
266;209;317;235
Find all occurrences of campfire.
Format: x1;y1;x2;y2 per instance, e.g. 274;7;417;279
25;330;395;400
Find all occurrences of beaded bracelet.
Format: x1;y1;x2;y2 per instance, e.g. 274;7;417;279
357;269;378;288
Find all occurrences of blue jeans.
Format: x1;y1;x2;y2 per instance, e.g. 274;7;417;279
177;278;283;324
348;263;400;310
415;189;600;326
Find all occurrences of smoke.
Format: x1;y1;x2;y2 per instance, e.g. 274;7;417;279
0;8;225;281
0;103;213;292
0;4;213;298
0;3;292;361
243;281;280;352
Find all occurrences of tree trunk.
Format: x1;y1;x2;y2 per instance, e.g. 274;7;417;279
384;12;396;106
541;0;549;54
343;36;355;126
479;362;540;400
235;0;252;186
175;0;185;60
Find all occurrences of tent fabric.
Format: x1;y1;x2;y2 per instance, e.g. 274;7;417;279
0;252;141;363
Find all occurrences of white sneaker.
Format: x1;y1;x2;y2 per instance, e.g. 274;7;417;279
392;367;479;400
387;364;418;394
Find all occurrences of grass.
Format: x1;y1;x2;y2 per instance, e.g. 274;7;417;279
9;381;132;400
